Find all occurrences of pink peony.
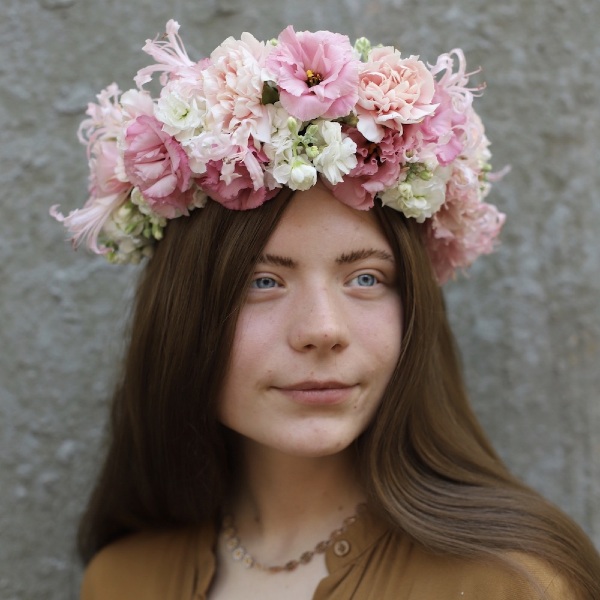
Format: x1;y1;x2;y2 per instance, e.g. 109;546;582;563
327;127;407;210
123;115;195;218
266;26;359;121
356;47;437;143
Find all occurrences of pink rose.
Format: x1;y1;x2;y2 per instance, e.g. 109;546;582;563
356;47;437;143
123;115;195;218
266;26;359;121
327;127;407;210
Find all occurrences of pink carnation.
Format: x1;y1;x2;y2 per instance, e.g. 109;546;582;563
266;26;359;121
199;145;279;210
424;163;505;284
202;33;273;144
327;127;407;210
123;115;195;218
402;83;467;166
356;47;437;143
77;87;139;204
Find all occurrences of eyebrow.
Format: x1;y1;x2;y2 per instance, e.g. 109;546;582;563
256;248;394;269
257;253;298;268
336;249;394;265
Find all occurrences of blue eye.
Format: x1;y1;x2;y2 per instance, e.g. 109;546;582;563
251;276;278;289
352;273;378;287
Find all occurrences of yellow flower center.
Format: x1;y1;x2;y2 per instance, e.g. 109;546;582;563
306;69;323;87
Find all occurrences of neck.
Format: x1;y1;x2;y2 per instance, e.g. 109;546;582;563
227;437;365;539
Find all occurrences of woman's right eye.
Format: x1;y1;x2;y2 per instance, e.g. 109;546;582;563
250;276;279;289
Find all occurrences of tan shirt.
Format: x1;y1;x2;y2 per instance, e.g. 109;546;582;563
81;510;574;599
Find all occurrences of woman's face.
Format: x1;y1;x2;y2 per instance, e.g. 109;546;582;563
218;183;403;458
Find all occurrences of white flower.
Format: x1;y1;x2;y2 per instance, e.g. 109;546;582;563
190;188;208;210
272;155;317;190
264;107;310;187
380;165;452;222
97;188;169;264
155;80;206;140
309;120;357;185
182;130;236;174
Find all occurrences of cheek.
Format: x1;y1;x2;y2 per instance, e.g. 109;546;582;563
362;301;403;368
218;308;280;407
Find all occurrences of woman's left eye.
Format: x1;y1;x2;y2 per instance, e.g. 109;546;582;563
349;273;378;287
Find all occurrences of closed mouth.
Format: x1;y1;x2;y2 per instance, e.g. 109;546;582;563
274;381;356;406
279;380;352;391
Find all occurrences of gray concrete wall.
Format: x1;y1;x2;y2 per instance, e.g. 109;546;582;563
1;0;598;597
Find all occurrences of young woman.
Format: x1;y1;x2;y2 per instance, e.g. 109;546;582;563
53;21;600;599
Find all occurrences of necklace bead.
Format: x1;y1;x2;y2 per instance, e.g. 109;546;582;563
221;504;365;573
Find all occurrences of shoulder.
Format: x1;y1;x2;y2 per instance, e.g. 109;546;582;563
446;552;576;599
400;544;577;599
341;521;578;600
80;524;216;600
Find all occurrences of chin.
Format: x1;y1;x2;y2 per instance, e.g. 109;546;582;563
269;431;358;459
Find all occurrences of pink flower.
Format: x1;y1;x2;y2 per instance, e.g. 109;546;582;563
422;101;505;284
429;49;478;115
356;47;437;143
425;185;505;284
50;192;129;255
402;83;467;166
198;145;279;210
327;127;407;209
123;115;195;218
266;26;359;121
135;19;207;88
202;33;273;144
51;84;133;254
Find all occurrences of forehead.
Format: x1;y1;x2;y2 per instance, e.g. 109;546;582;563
264;185;392;257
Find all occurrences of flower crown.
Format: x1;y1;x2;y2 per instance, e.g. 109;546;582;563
52;20;505;284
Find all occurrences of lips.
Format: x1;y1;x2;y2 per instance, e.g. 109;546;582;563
282;380;352;391
275;381;356;406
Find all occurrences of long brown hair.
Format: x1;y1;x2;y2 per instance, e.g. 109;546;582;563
78;190;600;597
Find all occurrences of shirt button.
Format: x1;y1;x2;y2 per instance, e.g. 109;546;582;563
333;539;351;557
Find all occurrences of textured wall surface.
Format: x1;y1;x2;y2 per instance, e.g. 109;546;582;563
1;0;599;597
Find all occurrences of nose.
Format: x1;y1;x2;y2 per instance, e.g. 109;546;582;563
288;285;350;353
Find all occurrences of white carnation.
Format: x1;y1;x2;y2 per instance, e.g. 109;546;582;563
155;81;206;140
